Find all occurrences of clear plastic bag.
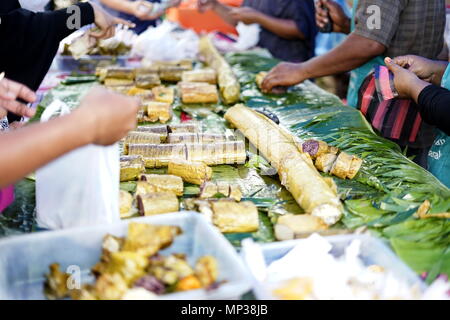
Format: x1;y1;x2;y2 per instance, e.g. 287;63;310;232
35;100;120;230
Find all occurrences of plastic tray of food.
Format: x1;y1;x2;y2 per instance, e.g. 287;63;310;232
241;234;426;300
56;55;129;72
0;212;252;300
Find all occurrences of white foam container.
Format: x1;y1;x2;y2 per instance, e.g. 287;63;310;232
241;234;426;300
0;212;252;300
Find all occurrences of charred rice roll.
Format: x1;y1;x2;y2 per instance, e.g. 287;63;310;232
186;141;246;165
152;86;175;104
146;101;172;124
302;139;330;160
136;125;169;142
315;153;338;173
135;73;161;89
137;174;184;196
105;67;136;80
168;160;212;185
168;123;200;134
167;133;231;144
330;152;353;179
137;192;179;216
210;200;259;233
181;69;217;84
120;155;145;182
128;144;188;168
199;181;243;201
347;156;363;179
124;132;161;154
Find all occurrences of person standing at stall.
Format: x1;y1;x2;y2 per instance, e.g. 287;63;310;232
0;0;134;124
262;0;446;168
197;0;318;63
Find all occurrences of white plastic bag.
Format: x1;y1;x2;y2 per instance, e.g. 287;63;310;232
36;101;120;230
234;22;260;51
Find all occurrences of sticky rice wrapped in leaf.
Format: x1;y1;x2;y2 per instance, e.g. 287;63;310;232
137;174;184;196
274;214;328;241
167;133;231;144
128;143;188;168
146;101;172;123
330;152;353;179
199;181;243;201
105;67;136;80
211;200;259;233
168;160;212;185
120;190;134;218
135;73;161;89
168;123;200;134
186;141;246;165
136;125;169;142
136;192;180;216
120;155;145;181
182;68;217;84
123;132;161;154
178;82;219;104
315;153;338;173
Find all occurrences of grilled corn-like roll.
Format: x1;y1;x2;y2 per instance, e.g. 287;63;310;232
167;133;232;144
199;37;240;104
120;190;134;218
104;78;134;87
255;72;267;90
200;181;242;201
136;192;179;216
146;101;172;123
124;132;161;154
211;200;259;233
152;86;175;104
186;141;246;165
168;160;212;185
105;67;136;80
178;82;219;104
120;155;145;182
182;69;217;84
137;174;184;196
128;143;188;168
274;214;328;241
225;105;342;225
135;73;161;89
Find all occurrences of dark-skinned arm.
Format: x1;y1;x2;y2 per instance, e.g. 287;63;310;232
262;34;386;91
253;13;304;40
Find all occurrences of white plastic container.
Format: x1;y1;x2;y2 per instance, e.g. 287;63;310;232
0;212;252;300
242;234;426;300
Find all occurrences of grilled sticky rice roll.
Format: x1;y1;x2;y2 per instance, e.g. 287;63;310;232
124;131;161;154
152;59;193;70
315;153;338;173
135;67;159;75
255;72;267;90
330;152;353;179
302;139;331;160
105;67;136;80
167;133;232;144
182;69;217;84
120;155;145;182
152;86;175;104
104;78;134;87
274;214;328;241
159;67;185;82
210;200;259;233
128;143;188;168
168;123;200;134
279;153;342;225
186;141;246;165
136;125;169;141
136;192;179;216
120;190;134;218
135;73;161;89
168;160;212;185
178;82;219;104
199;181;242;201
137;174;184;196
199;37;240;104
146;101;172;123
126;87;153;98
347;156;363;179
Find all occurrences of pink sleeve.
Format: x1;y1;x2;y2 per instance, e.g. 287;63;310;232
0;185;15;213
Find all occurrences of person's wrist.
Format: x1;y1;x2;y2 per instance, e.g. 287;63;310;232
70;107;97;145
432;61;449;86
410;78;431;103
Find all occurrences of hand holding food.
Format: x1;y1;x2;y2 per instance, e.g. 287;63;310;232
229;7;261;25
261;62;307;93
74;87;140;146
90;2;136;39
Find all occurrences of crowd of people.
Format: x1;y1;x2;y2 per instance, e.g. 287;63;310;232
0;0;449;194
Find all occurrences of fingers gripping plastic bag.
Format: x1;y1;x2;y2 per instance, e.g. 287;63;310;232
36;100;120;230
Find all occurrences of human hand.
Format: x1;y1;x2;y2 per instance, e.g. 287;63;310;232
197;0;218;13
261;62;307;93
229;7;261;25
0;75;36;118
393;55;448;86
131;1;154;20
90;2;136;39
75;87;140;146
385;57;430;101
315;0;350;34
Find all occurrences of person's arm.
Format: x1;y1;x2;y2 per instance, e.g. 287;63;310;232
417;86;450;136
99;0;137;15
262;33;386;91
393;55;449;86
0;87;140;188
197;0;237;25
241;11;304;40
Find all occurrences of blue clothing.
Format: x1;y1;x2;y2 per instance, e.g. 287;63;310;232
118;0;161;34
244;0;317;62
427;66;450;188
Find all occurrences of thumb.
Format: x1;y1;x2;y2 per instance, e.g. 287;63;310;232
384;57;401;74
